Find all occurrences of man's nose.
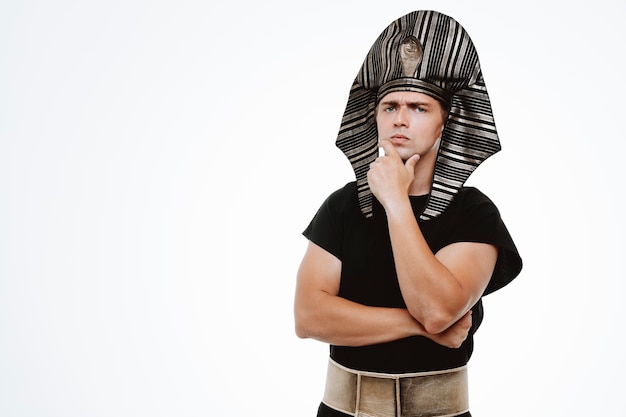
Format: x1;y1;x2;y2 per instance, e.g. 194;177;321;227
394;107;409;126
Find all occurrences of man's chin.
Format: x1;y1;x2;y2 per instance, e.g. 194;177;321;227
398;151;419;162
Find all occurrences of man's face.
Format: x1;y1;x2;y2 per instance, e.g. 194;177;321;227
375;91;446;162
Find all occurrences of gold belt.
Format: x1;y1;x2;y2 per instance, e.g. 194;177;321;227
322;358;469;417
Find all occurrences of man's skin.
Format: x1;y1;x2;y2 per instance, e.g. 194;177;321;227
294;91;498;348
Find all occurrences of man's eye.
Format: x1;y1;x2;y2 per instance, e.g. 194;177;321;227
414;107;425;113
384;107;396;112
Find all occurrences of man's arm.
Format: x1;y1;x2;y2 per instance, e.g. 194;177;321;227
368;141;497;335
387;214;496;334
294;241;472;348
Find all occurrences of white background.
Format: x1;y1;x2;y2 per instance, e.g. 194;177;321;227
1;1;625;416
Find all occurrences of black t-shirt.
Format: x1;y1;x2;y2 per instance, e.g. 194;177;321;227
303;182;522;373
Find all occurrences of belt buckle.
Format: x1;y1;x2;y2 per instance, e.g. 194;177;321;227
358;374;398;417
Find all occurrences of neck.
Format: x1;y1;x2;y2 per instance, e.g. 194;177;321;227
407;154;436;196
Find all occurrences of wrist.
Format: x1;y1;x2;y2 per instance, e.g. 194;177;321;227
382;196;413;218
399;308;426;338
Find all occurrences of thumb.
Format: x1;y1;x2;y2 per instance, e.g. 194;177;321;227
405;154;420;171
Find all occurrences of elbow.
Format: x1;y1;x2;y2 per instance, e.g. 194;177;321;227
294;326;307;339
409;307;455;335
294;319;310;339
423;318;451;335
294;308;316;340
294;307;333;342
294;290;333;341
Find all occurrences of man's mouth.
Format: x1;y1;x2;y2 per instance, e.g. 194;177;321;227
390;134;409;144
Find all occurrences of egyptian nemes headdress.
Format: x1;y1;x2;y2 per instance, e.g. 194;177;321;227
336;10;501;220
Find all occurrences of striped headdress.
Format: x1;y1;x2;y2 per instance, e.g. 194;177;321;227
336;10;500;220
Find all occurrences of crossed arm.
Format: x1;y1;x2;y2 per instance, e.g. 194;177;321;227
294;141;498;348
294;241;475;348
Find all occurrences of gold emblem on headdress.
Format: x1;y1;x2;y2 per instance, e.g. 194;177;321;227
400;36;423;77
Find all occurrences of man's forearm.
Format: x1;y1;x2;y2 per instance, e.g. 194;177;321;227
295;290;470;348
384;199;471;334
295;291;424;347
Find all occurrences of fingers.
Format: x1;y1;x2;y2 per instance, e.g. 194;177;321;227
449;311;472;348
405;154;420;171
379;140;420;169
461;310;472;328
379;140;399;159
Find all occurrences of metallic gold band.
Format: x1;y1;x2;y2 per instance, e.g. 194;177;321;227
322;358;469;417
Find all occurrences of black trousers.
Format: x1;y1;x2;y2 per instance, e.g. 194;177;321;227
316;402;472;417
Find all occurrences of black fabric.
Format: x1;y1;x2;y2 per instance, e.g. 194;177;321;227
316;402;472;417
303;182;522;373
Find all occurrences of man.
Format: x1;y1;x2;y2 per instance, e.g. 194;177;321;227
295;10;522;417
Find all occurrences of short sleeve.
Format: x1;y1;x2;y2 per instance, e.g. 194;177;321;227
434;188;523;295
302;185;353;260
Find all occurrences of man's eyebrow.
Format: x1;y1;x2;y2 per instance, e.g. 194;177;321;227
378;99;399;106
379;99;432;106
406;100;432;107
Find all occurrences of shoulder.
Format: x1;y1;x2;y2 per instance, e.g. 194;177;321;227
446;186;501;220
305;181;359;230
321;181;359;214
328;181;358;200
454;186;497;207
303;182;359;260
